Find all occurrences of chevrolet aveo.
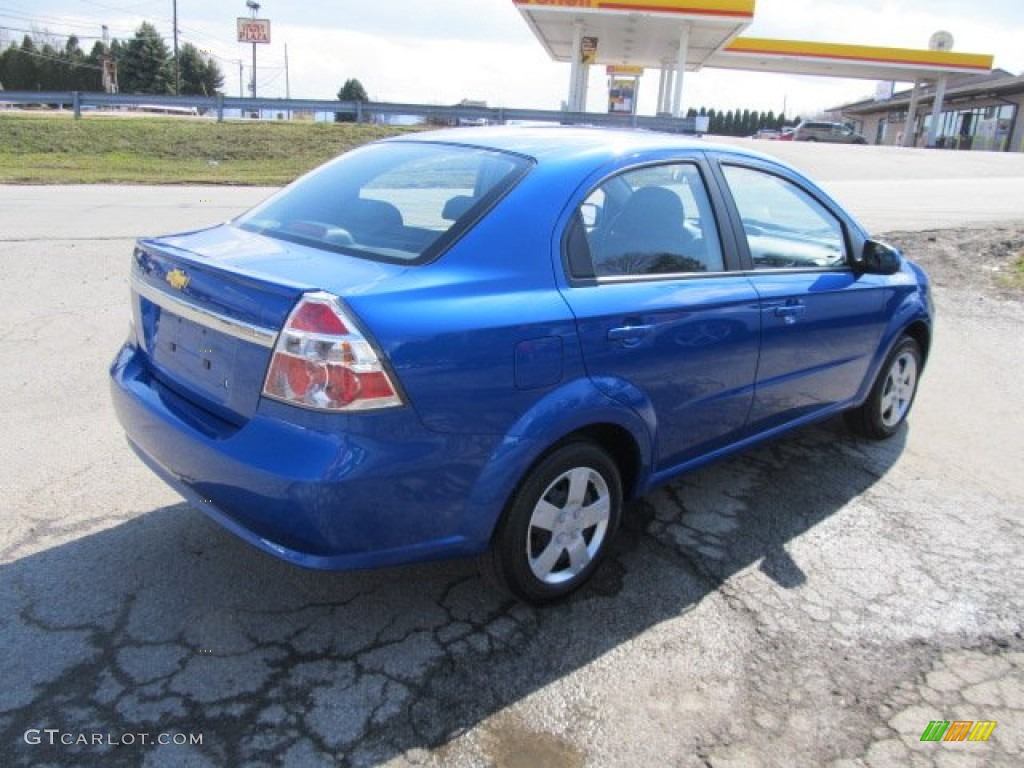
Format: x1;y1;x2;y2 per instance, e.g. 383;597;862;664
111;127;931;603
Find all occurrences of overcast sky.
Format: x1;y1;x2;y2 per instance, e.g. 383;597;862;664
1;1;1021;118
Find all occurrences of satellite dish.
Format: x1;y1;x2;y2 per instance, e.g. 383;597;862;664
929;31;954;51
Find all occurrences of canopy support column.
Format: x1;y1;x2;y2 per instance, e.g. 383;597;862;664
902;79;921;147
926;75;948;148
568;22;583;112
670;24;690;117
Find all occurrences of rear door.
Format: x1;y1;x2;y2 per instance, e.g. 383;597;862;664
713;159;886;432
558;158;761;473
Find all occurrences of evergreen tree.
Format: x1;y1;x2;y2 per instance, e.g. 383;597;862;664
335;78;369;122
119;22;171;94
81;41;107;91
56;35;99;91
0;32;104;91
3;36;41;90
178;43;224;95
670;105;825;135
39;41;62;90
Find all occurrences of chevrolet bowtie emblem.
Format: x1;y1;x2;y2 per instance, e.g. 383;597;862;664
166;269;190;291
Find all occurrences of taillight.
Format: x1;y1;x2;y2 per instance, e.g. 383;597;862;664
262;292;403;411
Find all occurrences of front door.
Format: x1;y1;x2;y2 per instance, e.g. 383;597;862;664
717;162;887;432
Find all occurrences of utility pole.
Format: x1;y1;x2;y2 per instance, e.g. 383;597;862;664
238;60;244;99
101;25;118;94
172;0;180;95
284;43;290;120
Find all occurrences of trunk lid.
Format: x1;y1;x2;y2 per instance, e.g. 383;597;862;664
132;223;406;423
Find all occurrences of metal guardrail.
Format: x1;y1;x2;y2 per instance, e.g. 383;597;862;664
0;91;700;133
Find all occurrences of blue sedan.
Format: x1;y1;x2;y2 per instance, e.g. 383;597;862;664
110;127;931;603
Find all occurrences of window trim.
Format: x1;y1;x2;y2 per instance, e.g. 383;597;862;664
711;158;856;274
560;155;743;287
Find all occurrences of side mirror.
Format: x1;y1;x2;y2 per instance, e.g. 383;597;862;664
853;239;902;275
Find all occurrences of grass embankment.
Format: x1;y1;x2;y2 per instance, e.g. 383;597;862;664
1003;252;1024;291
0;112;419;185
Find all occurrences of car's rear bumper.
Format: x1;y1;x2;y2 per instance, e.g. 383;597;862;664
110;342;496;569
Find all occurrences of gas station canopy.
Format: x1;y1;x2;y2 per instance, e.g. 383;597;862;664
512;0;994;126
514;0;755;71
713;38;993;82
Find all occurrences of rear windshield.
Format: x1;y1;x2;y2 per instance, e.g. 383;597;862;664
236;141;532;264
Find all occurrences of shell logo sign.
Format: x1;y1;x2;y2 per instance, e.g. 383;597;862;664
515;0;597;6
512;0;755;18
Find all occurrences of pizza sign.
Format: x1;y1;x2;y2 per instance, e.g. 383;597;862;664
237;18;271;44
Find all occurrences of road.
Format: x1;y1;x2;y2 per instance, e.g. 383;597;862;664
0;143;1022;767
720;137;1024;232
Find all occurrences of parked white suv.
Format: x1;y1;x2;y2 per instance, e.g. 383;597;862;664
792;121;868;144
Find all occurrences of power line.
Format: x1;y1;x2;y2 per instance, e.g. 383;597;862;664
1;28;288;92
2;6;292;96
0;23;285;77
0;12;152;40
1;23;104;41
0;20;282;61
73;0;166;14
1;9;287;68
256;68;284;88
0;6;93;27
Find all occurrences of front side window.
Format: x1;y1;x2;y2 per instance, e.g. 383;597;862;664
569;162;724;278
236;142;530;264
722;165;847;269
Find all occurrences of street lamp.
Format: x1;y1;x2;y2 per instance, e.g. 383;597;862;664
246;1;260;102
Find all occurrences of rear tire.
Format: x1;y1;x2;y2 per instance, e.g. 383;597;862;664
480;441;622;604
845;335;922;440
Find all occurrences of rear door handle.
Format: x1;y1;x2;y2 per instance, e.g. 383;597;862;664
773;303;806;324
607;324;653;345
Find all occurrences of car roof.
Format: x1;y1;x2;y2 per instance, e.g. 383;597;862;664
387;125;774;167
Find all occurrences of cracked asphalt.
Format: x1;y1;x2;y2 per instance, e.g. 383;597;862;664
1;150;1023;767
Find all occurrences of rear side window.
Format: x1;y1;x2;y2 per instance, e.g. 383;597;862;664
722;165;847;269
236;142;531;264
568;162;724;279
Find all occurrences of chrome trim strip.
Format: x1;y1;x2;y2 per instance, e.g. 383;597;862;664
131;274;278;348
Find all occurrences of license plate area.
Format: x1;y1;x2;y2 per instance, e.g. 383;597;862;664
151;310;238;401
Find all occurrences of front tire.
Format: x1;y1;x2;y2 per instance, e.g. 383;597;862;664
845;335;922;439
481;441;622;604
